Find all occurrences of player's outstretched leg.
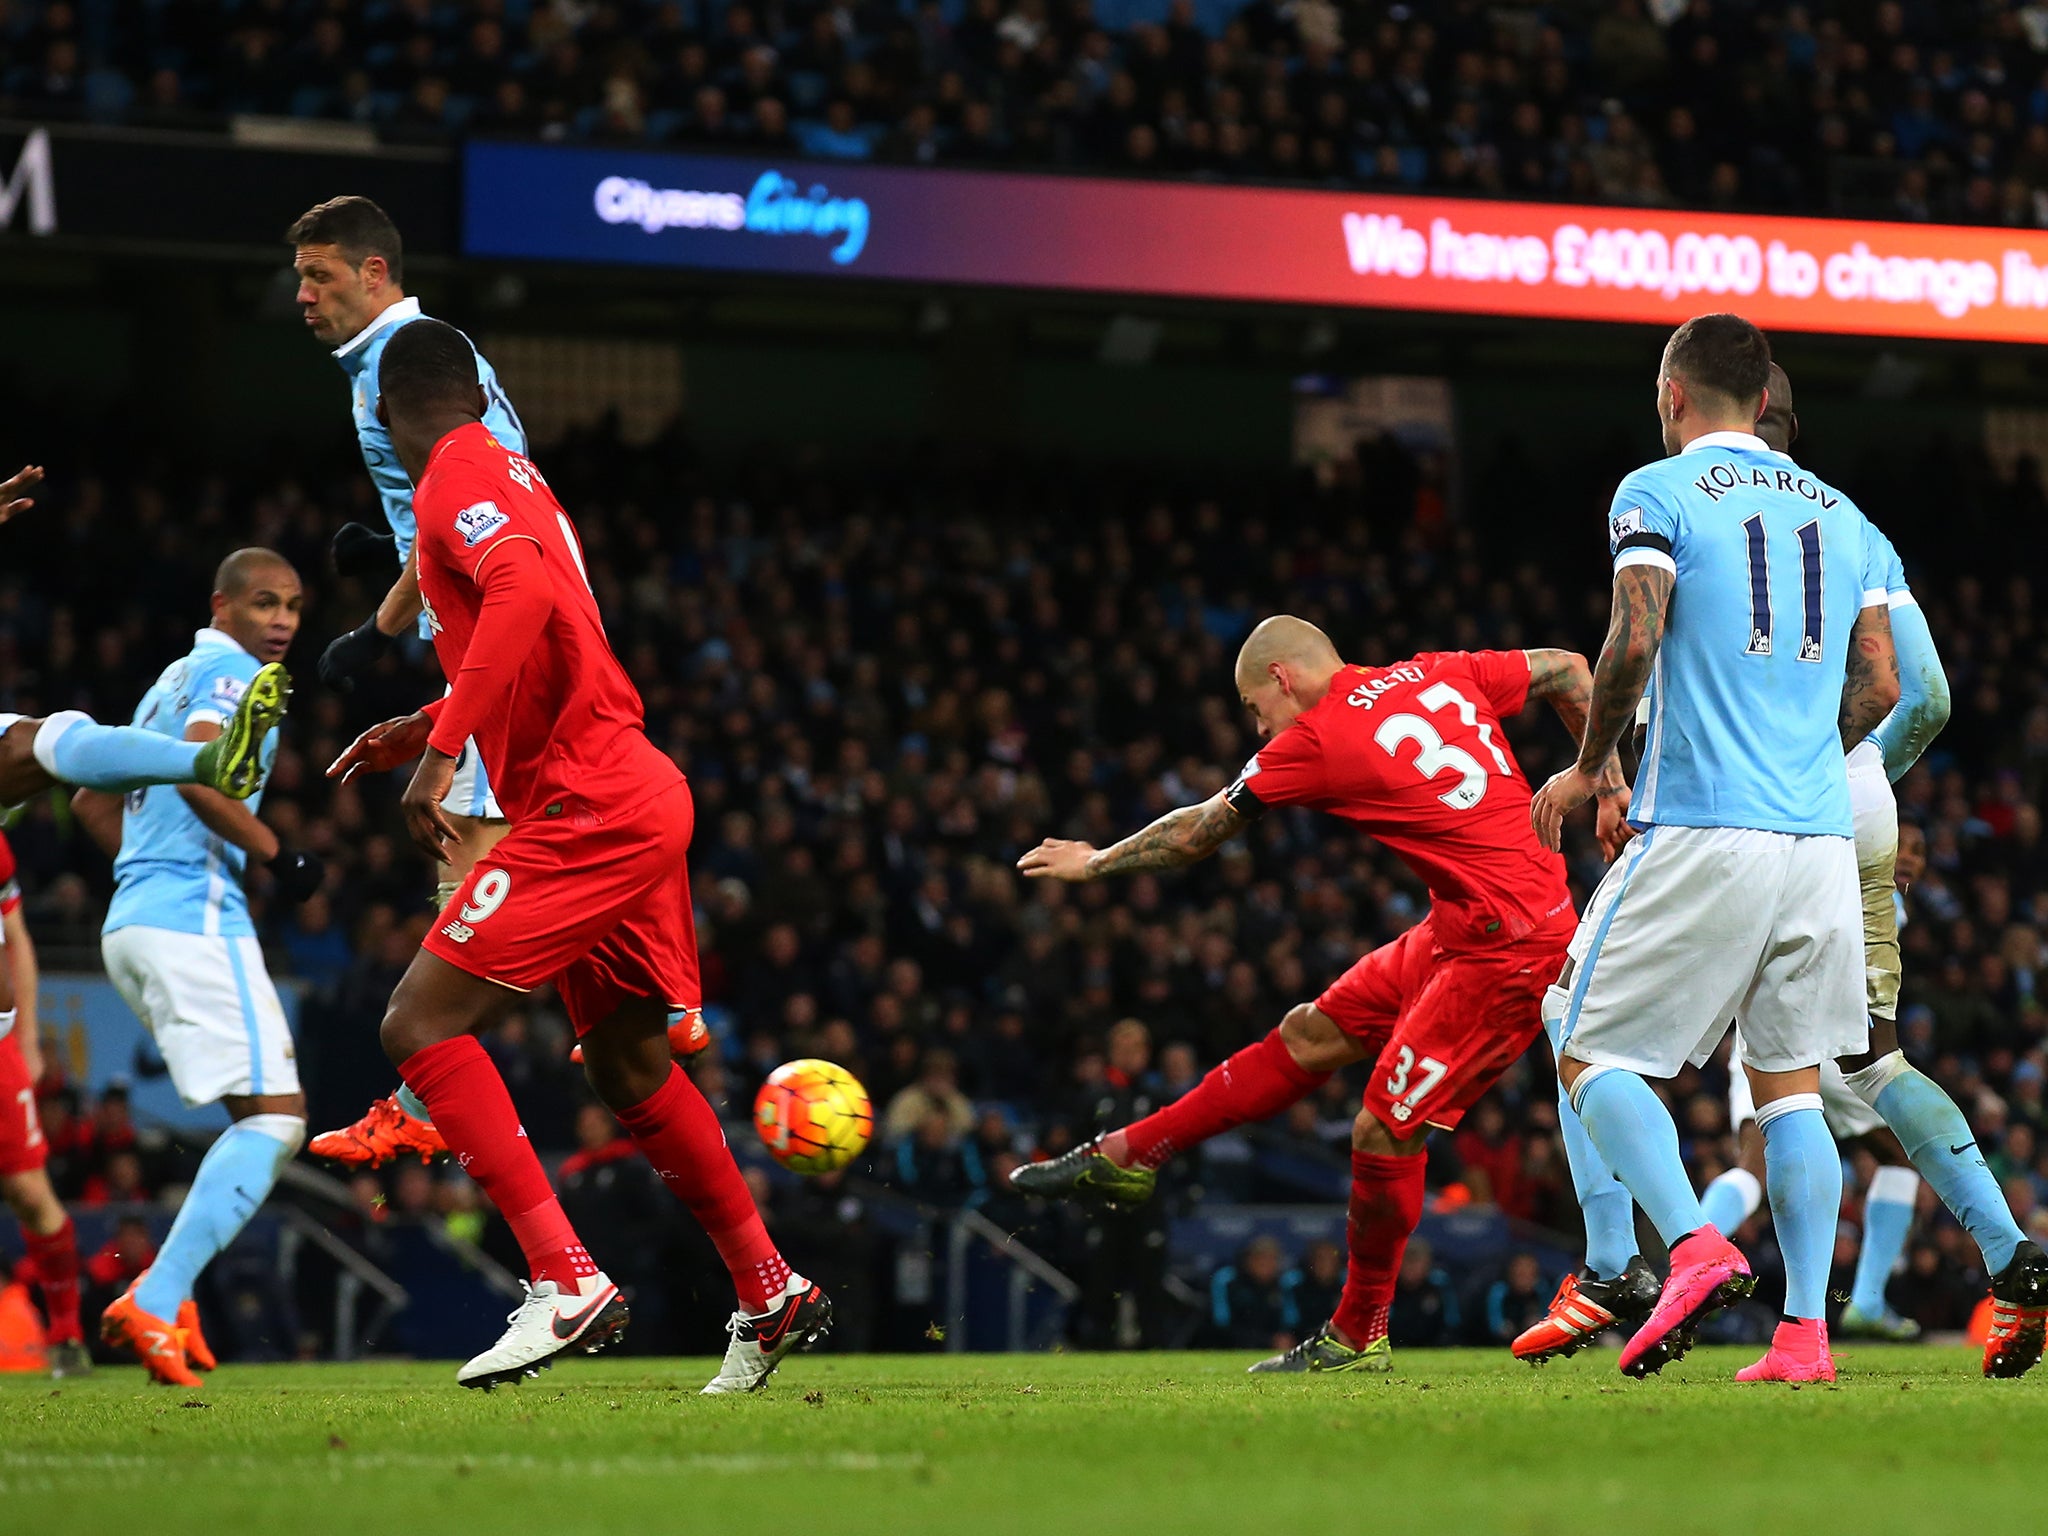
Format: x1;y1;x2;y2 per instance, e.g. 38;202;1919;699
382;953;627;1389
1733;1088;1840;1384
1564;1062;1752;1377
0;666;290;805
1011;1006;1355;1209
1515;1010;1659;1363
1841;1048;2045;1375
578;1000;830;1395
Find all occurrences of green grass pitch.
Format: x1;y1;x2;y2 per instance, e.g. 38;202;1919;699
0;1347;2030;1535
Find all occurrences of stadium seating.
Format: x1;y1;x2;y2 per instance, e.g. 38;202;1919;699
2;0;2046;220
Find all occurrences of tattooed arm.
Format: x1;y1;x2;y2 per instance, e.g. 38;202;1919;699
1525;646;1632;859
1017;791;1246;882
1529;563;1673;852
1839;602;1902;750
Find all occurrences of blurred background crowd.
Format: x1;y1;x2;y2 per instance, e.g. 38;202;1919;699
7;0;2048;221
3;407;2045;1352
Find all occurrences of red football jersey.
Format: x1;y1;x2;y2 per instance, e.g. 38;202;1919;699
413;423;681;823
0;829;20;918
1224;650;1572;950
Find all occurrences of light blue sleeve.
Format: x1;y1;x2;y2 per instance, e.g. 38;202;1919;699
181;651;259;731
1868;595;1949;781
1606;469;1680;571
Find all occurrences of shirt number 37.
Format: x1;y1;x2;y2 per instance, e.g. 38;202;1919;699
1369;682;1513;810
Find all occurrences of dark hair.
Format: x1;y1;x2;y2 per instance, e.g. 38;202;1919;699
214;546;296;598
377;319;480;420
1663;313;1772;412
285;196;404;286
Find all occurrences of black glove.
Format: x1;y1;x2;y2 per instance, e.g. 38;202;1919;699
268;848;326;904
332;521;400;580
319;616;396;694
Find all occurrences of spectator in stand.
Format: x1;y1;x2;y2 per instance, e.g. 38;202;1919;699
1207;1235;1294;1352
1481;1252;1549;1346
1389;1237;1459;1347
1284;1237;1344;1330
880;1048;977;1146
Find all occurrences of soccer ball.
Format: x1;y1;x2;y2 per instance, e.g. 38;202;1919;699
753;1059;874;1175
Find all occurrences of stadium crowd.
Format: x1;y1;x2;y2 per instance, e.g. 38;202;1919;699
7;0;2048;220
2;413;2045;1349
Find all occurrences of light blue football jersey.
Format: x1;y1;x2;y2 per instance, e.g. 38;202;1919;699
1612;430;1891;838
103;629;279;940
333;297;526;564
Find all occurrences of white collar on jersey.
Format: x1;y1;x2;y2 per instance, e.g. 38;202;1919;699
193;626;257;660
332;295;422;361
1681;429;1771;455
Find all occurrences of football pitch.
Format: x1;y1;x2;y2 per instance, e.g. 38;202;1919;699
0;1347;2028;1535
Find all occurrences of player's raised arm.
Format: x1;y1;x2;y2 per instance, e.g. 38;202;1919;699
1838;601;1902;751
1018;790;1247;882
0;464;43;525
1530;562;1672;851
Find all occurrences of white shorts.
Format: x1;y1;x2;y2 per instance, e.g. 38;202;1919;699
102;925;301;1106
446;737;503;820
1557;824;1867;1078
1727;1047;1885;1139
1847;740;1900;1021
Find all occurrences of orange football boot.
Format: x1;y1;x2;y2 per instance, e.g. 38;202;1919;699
178;1299;216;1372
101;1284;200;1388
572;1007;711;1066
1512;1256;1660;1364
308;1094;447;1168
1984;1239;2048;1379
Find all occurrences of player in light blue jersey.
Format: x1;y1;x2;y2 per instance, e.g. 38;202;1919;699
1523;363;2047;1377
288;196;524;1163
1528;315;1902;1386
71;550;325;1388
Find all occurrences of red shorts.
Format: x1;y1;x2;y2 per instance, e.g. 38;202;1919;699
423;779;701;1037
1315;911;1571;1134
0;1030;47;1175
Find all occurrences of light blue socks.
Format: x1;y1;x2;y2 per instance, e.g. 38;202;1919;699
1868;1061;2022;1275
33;711;204;792
1570;1067;1707;1247
134;1115;304;1319
395;1084;434;1124
1699;1165;1763;1236
1850;1164;1919;1315
1757;1095;1841;1320
1546;1017;1639;1277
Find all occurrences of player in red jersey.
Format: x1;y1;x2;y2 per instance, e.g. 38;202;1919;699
327;320;829;1394
1014;615;1644;1371
0;828;89;1377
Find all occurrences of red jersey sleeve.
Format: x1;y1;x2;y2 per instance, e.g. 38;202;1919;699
0;831;20;917
415;466;544;584
1421;649;1532;719
1224;718;1327;815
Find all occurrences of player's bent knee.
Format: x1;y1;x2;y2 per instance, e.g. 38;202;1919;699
1279;1004;1354;1075
1353;1106;1424;1155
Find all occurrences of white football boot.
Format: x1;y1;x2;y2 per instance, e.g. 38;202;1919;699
700;1274;834;1395
457;1272;628;1390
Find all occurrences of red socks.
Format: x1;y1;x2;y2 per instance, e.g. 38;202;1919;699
615;1065;788;1313
400;1038;597;1289
23;1218;81;1344
1330;1150;1428;1348
1120;1029;1329;1169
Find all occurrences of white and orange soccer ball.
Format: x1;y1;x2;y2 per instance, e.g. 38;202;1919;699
753;1059;874;1175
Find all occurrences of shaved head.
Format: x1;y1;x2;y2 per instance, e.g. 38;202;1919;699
1235;615;1344;739
1756;362;1798;454
214;547;297;598
1236;615;1340;689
